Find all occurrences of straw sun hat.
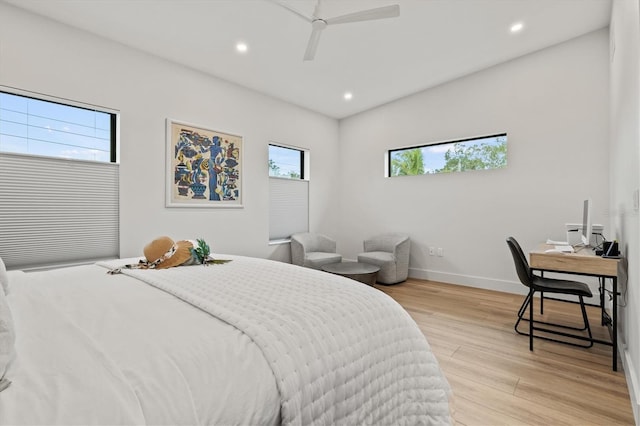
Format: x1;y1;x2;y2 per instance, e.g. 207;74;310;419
143;236;194;269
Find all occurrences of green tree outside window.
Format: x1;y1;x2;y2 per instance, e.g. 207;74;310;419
389;134;507;177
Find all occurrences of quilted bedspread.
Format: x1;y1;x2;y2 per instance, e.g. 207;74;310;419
98;256;451;425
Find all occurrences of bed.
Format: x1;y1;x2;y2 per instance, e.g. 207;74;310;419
0;254;451;425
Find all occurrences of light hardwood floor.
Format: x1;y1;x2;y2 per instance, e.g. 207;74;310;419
375;279;635;426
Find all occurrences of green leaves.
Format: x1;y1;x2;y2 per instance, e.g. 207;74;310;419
391;148;425;176
191;238;211;264
190;238;232;266
436;141;507;173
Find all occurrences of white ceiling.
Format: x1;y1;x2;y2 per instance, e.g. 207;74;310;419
4;0;611;119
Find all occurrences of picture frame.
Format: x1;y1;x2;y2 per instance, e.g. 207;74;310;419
166;119;243;208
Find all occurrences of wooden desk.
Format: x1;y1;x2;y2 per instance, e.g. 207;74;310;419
530;244;621;370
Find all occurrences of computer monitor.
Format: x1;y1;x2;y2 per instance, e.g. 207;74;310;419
581;199;592;247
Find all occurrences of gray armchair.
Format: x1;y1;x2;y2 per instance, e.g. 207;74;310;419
357;233;410;284
290;233;342;269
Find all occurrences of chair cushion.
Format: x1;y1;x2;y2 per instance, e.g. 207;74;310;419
532;275;593;297
304;252;342;269
357;251;395;266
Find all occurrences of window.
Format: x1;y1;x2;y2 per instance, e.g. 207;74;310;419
269;144;305;179
388;133;507;177
0;90;116;162
268;143;309;242
0;88;119;269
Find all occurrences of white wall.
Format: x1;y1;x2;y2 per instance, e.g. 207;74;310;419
338;29;610;295
0;2;340;263
338;21;640;421
610;0;640;422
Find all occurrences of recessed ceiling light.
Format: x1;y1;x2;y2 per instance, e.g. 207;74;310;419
236;42;248;53
343;92;353;101
510;22;524;33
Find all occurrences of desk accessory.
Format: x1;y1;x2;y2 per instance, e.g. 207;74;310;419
602;240;620;258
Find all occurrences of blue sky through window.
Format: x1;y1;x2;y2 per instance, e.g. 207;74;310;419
0;92;113;162
269;144;302;178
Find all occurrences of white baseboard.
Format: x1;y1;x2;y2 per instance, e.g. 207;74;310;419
408;267;525;295
407;268;602;303
622;344;640;426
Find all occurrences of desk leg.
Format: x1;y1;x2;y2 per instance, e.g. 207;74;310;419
613;277;618;371
600;277;606;326
539;272;544;314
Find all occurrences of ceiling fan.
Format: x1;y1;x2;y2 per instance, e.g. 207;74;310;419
271;0;400;61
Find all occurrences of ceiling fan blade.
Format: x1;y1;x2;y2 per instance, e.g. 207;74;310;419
312;0;322;19
325;4;399;26
269;0;312;22
303;26;323;61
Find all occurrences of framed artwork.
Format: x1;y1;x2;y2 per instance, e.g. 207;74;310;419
166;119;242;208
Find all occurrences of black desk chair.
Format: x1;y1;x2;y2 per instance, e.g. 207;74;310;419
506;237;593;350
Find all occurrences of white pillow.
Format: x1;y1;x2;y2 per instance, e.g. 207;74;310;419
0;257;8;295
0;289;15;386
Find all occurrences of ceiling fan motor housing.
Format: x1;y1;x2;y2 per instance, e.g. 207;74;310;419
312;19;327;30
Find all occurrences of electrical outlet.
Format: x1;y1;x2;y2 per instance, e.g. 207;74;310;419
429;247;435;256
437;248;444;257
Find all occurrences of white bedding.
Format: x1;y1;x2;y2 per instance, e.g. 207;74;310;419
0;256;450;425
0;264;279;425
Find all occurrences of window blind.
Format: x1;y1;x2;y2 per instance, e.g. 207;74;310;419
0;152;119;269
269;177;308;241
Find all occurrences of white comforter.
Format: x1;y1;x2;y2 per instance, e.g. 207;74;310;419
1;256;450;425
1;263;279;425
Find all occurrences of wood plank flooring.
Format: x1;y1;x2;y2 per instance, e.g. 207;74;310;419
375;279;635;425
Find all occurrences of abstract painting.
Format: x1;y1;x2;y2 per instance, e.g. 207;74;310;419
166;119;242;208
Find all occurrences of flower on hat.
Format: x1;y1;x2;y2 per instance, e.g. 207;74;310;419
187;238;232;266
190;239;211;264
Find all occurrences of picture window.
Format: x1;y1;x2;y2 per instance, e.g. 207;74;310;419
388;133;507;177
269;144;305;179
0;90;116;163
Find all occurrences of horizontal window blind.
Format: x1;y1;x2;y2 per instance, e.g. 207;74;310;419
0;152;119;269
269;177;308;241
